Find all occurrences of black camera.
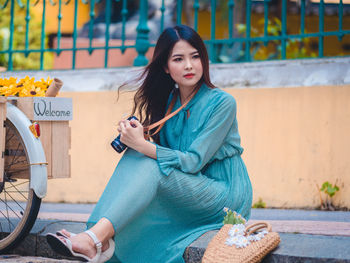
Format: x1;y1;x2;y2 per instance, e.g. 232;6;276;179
111;116;138;153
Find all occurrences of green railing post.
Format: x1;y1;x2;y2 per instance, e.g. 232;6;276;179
104;0;111;67
88;0;96;55
7;0;15;70
281;0;287;59
245;0;251;61
319;0;324;57
56;0;63;55
263;0;269;46
209;0;216;63
338;0;344;41
25;0;31;57
120;0;128;54
228;0;234;39
40;0;46;70
72;0;78;69
160;0;166;32
193;0;200;31
301;0;305;35
134;0;150;66
177;0;183;25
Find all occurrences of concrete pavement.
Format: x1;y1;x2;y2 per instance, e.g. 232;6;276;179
2;204;350;262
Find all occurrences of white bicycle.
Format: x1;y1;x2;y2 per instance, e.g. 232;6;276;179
0;97;71;253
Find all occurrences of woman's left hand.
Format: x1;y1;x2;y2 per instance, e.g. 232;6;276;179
118;119;145;150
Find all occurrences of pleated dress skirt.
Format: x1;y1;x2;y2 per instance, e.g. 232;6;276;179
87;148;252;263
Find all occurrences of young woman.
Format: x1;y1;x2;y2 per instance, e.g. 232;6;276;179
47;25;252;263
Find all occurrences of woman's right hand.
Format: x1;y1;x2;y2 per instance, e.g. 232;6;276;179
117;119;157;159
118;119;145;148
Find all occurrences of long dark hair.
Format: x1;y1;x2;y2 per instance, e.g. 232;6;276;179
131;25;215;143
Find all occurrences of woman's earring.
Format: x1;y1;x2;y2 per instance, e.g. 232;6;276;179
174;83;179;89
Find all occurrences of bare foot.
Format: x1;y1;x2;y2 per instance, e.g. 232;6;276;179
60;229;110;259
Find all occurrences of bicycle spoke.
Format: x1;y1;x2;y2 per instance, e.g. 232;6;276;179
8;159;27;165
6;159;27;166
0;209;16;231
4;181;29;190
4;191;12;232
10;143;22;171
2;191;26;212
8;182;29;201
10;156;27;166
5;132;15;145
5;167;29;174
0;198;22;220
4;191;29;193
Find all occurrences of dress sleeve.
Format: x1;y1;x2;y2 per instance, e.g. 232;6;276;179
156;95;236;176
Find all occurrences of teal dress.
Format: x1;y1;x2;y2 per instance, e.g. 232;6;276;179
87;84;253;263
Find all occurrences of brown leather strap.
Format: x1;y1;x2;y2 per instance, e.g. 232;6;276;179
245;222;272;236
143;89;197;140
144;92;178;138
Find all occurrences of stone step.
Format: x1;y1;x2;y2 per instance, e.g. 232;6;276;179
4;218;350;263
0;255;77;263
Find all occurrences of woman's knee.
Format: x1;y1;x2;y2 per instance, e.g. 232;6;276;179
115;148;163;184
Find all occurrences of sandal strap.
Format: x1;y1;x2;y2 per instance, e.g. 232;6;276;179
85;230;102;255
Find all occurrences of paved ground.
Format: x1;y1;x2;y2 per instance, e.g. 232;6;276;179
0;255;77;262
35;204;350;236
38;203;350;221
251;208;350;222
1;204;350;262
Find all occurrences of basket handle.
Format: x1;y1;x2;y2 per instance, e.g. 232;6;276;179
245;222;272;236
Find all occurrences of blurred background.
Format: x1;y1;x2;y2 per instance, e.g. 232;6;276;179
0;0;349;211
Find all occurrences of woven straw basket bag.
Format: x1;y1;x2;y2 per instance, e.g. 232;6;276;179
202;222;280;263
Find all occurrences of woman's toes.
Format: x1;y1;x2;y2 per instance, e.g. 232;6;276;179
61;229;71;237
58;236;66;242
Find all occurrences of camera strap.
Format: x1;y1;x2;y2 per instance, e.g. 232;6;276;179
143;88;198;140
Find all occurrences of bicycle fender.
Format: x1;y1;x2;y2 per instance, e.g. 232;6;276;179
6;103;47;198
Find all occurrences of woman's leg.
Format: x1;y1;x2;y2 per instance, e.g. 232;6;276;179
88;148;163;233
59;148;163;258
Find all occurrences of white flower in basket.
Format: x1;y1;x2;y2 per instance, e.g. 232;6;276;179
226;235;250;248
228;224;246;237
222;208;270;249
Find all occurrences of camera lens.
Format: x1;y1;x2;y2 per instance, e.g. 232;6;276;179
111;116;138;153
111;135;125;153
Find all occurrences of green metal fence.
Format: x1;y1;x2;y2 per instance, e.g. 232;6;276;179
0;0;349;71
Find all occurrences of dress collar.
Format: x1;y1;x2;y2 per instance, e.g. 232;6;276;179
174;83;208;111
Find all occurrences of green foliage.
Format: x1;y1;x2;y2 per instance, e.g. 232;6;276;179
252;198;266;209
317;181;340;210
320;181;339;198
0;5;53;70
223;207;247;225
236;17;317;61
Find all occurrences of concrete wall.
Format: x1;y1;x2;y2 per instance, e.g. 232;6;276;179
2;57;350;208
42;84;350;209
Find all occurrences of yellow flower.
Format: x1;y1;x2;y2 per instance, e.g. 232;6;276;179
0;77;17;89
0;84;20;96
0;76;52;97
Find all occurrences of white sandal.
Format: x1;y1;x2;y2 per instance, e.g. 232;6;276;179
47;230;115;263
99;237;115;263
84;230;103;262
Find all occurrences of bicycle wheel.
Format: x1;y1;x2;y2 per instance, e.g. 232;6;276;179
0;119;41;253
